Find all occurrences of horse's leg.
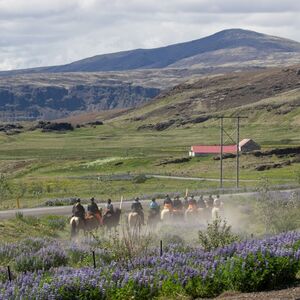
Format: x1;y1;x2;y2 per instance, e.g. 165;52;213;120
71;220;77;240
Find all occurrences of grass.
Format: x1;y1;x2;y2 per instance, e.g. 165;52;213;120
0;117;299;210
0;215;69;243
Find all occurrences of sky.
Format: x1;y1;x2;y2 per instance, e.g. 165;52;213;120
0;0;300;71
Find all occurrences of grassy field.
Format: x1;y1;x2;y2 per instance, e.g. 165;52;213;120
0;116;299;210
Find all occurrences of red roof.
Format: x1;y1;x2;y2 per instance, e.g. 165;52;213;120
191;145;237;154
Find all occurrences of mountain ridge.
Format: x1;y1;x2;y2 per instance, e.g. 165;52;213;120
1;28;300;76
1;28;300;121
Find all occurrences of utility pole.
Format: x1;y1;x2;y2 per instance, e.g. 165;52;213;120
220;117;224;188
215;116;247;189
236;116;240;188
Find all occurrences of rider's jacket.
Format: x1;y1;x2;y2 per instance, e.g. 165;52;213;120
188;199;197;210
173;199;183;210
106;203;114;212
150;201;159;210
72;203;85;219
131;201;143;212
87;202;99;214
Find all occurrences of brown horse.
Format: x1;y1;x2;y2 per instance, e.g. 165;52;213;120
147;209;160;227
102;208;121;230
70;211;102;238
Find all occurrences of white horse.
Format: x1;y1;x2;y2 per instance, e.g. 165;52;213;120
211;198;224;220
128;212;142;230
70;217;85;238
184;207;205;223
161;207;172;223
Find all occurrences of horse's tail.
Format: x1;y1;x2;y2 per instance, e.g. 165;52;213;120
70;217;78;238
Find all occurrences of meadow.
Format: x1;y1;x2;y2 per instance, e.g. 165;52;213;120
0;118;299;209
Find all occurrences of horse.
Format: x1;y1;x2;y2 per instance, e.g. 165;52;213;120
70;212;102;239
161;205;172;223
70;216;85;238
147;209;160;227
128;212;143;230
211;198;224;220
102;208;121;231
184;203;204;224
172;208;184;222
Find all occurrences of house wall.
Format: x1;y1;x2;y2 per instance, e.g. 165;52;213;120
240;140;261;152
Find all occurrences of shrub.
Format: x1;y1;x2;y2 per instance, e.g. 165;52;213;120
255;178;300;233
43;216;66;231
198;217;240;251
92;225;153;264
220;252;300;292
0;267;9;283
14;246;67;272
132;174;147;184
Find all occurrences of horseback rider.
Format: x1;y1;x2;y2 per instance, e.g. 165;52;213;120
212;195;224;220
87;197;102;224
104;199;114;216
87;197;99;215
187;195;197;211
149;198;160;214
197;195;206;209
131;197;144;225
72;198;85;222
163;194;173;211
207;194;214;208
173;195;183;210
183;196;189;209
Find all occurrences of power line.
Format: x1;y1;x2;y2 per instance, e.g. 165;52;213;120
213;116;248;188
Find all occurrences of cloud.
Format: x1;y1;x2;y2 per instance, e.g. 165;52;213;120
0;0;299;70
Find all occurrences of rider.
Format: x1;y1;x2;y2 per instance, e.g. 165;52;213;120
183;196;189;209
104;199;114;216
173;195;183;210
131;197;144;225
72;198;85;223
212;195;224;220
188;195;197;211
87;197;99;214
163;194;173;211
207;194;214;208
149;198;160;214
197;195;206;209
87;197;101;224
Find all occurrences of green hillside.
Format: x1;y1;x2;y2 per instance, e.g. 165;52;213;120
0;66;299;210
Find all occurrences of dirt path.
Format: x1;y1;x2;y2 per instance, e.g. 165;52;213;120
210;286;300;299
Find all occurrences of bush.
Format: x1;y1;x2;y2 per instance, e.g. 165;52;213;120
14;245;67;272
132;174;147;184
220;252;300;292
0;267;9;283
255;178;300;233
92;225;153;264
198;217;239;251
43;216;66;231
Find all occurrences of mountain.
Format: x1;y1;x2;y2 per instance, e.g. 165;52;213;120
1;29;300;76
0;29;300;121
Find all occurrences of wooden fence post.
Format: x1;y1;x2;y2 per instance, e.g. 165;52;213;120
7;266;12;282
92;251;96;269
160;240;163;257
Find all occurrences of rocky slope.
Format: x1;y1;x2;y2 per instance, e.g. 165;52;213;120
0;75;159;121
116;65;300;128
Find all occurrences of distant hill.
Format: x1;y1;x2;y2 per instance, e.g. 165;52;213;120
1;29;300;76
0;29;300;121
115;65;300;128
